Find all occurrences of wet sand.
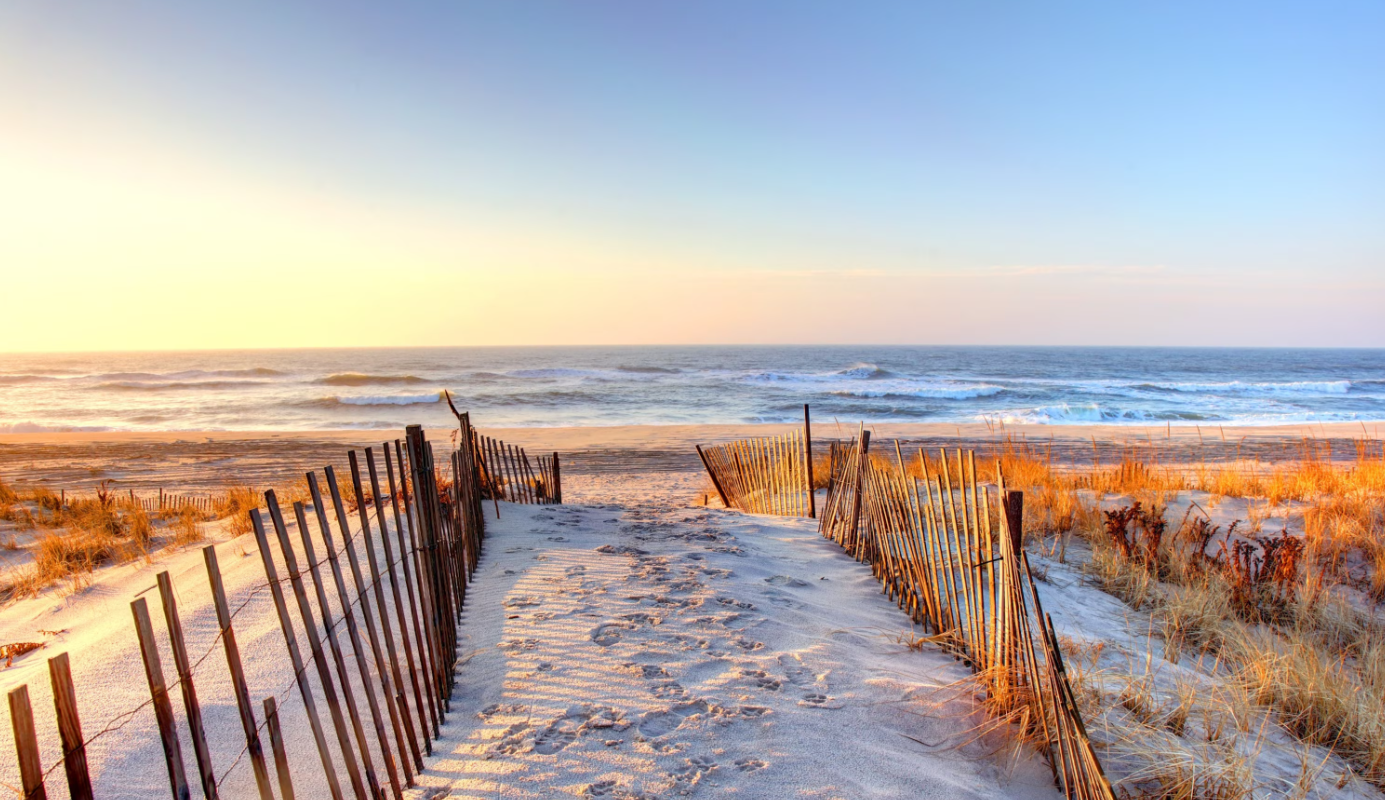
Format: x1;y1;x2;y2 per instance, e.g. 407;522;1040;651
1;422;1380;494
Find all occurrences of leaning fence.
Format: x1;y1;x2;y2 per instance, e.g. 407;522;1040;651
816;433;1114;800
695;404;815;518
471;432;561;506
444;393;561;506
3;410;546;799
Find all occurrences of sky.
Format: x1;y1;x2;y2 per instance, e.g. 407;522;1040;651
1;1;1382;352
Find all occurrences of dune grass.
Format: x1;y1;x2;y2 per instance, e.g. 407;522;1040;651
946;437;1385;793
0;480;266;601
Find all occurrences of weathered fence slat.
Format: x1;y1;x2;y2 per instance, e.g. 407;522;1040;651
8;685;47;800
131;597;191;800
203;547;276;800
263;697;295;800
47;653;93;800
155;571;218;800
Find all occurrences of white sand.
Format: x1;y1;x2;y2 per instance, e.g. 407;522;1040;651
407;474;1057;798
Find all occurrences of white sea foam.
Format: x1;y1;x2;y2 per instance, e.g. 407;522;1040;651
334;393;442;406
0;422;117;433
831;383;1005;400
1137;380;1352;395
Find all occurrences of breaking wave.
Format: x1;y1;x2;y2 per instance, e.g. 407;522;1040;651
0;421;117;433
1132;380;1352;396
317;373;428;386
97;380;270;391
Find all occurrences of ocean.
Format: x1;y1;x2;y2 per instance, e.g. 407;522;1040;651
1;346;1383;432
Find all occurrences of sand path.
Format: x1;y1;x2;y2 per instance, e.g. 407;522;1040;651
409;483;1058;799
0;470;1058;798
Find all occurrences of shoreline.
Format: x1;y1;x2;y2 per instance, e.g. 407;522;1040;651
2;419;1379;446
3;421;1381;494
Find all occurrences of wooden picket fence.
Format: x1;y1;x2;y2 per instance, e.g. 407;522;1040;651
695;404;815;518
470;433;561;506
49;489;221;515
135;491;217;515
817;432;1114;800
4;419;496;800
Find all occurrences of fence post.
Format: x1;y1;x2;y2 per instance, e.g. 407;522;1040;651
847;431;871;548
264;697;296;800
8;685;46;800
47;653;93;800
203;547;276;800
131;597;191;800
696;446;731;509
803;405;816;519
155;572;218;799
1005;491;1024;554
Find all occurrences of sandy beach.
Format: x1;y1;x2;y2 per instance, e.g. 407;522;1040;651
0;451;1063;799
3;421;1378;496
3;419;1383;797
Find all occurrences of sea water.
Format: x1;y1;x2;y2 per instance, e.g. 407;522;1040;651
1;346;1383;432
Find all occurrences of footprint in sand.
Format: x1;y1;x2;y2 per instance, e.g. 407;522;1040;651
596;544;647;555
671;755;719;789
628;663;670;678
798;692;843;709
619;611;663;626
734;758;767;773
736;669;782;691
532;718;580;754
637;699;709;738
584;780;649;799
591;622;636;647
534;705;628;755
477;702;526;722
764;575;809;587
650;681;688;700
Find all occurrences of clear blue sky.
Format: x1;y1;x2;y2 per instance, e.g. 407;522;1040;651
2;1;1382;349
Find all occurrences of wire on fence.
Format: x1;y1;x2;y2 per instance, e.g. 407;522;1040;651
7;408;547;800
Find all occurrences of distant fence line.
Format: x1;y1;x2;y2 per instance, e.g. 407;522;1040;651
5;409;561;800
693;407;1114;800
39;489;225;516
